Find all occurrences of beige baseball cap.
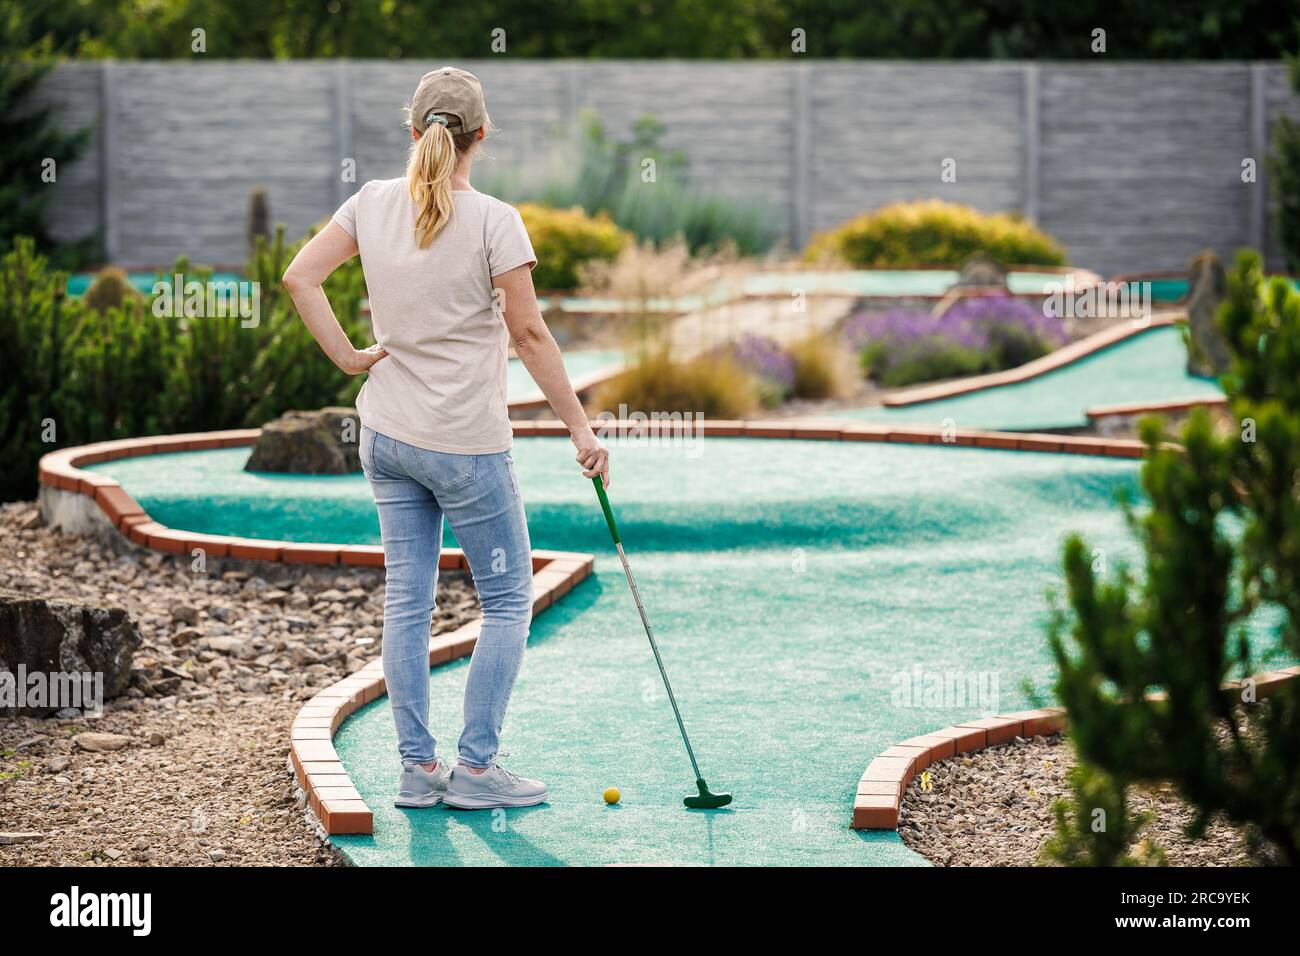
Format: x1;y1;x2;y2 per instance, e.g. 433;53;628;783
410;67;486;135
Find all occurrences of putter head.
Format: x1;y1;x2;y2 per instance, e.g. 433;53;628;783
683;778;732;810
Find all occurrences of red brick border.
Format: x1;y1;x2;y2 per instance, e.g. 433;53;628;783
38;420;1160;838
508;362;624;414
851;668;1300;830
37;428;594;837
1085;395;1227;422
882;315;1183;408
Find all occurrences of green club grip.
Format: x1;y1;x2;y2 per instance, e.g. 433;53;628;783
591;476;620;544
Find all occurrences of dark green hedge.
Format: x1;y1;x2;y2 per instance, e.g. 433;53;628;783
0;230;371;502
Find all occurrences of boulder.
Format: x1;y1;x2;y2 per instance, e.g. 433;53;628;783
244;407;362;474
72;732;133;752
0;589;141;717
951;253;1010;291
934;253;1011;317
1185;251;1230;377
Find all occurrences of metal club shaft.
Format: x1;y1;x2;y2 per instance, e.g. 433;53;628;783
614;542;702;780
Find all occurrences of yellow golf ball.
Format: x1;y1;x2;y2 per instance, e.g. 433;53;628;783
602;787;621;805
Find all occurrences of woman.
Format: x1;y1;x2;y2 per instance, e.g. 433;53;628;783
283;67;609;811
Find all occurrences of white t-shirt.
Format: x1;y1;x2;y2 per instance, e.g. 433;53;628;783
332;179;537;455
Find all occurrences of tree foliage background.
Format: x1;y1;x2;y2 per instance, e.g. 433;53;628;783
9;0;1297;60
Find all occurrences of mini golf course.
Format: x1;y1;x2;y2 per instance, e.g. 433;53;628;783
88;437;1157;866
508;349;622;404
836;324;1224;432
535;268;1093;314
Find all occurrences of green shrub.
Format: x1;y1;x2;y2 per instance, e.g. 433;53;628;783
517;203;632;291
0;227;373;501
240;227;371;425
858;337;984;388
481;111;777;256
60;292;179;441
609;175;773;256
0;238;87;500
1047;250;1300;865
804;199;1066;268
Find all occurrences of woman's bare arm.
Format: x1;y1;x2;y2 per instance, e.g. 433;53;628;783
283;222;387;375
494;264;610;486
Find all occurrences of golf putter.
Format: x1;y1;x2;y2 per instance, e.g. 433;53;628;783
592;476;732;810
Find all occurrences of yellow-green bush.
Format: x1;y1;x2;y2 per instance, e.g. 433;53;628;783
588;345;758;420
516;203;632;291
804;200;1066;268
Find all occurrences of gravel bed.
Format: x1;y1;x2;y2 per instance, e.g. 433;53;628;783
899;733;1267;866
0;501;479;866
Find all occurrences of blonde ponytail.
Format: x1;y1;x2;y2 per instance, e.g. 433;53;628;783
407;123;458;248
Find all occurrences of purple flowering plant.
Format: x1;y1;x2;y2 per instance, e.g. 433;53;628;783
843;294;1067;387
711;334;796;406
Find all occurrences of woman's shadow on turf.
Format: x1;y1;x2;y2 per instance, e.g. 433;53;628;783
406;804;566;867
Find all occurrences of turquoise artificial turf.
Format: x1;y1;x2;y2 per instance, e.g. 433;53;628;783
93;438;1154;865
836;325;1224;431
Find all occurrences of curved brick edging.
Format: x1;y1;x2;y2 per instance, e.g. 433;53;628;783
1085;395;1227;423
35;428;595;836
852;668;1300;831
508;362;624;414
36;419;1162;838
287;548;594;835
881;314;1182;409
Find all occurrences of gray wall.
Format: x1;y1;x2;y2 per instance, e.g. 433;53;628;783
35;60;1299;276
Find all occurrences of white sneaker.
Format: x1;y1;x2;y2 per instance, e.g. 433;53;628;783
394;758;452;808
443;757;548;809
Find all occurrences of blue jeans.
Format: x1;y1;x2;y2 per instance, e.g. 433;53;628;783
359;426;533;769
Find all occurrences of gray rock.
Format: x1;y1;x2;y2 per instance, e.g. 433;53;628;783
1186;250;1230;376
0;588;141;717
46;756;72;773
951;252;1010;290
171;604;200;625
0;832;44;845
202;636;245;656
244;407;362;474
73;732;132;752
171;627;202;646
